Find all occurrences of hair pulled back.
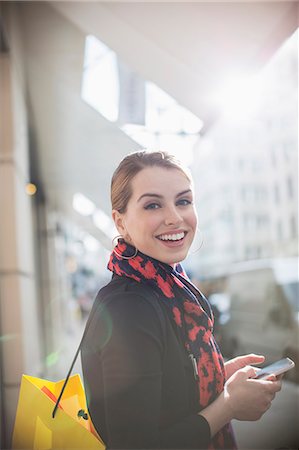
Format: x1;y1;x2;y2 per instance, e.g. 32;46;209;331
111;150;191;214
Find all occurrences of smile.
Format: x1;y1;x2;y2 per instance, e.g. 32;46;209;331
157;232;186;241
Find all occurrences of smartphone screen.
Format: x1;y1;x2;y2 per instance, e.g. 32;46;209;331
255;357;295;379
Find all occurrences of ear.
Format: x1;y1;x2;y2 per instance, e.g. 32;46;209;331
112;210;127;236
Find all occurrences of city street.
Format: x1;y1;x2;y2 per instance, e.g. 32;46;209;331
1;4;298;450
233;380;299;449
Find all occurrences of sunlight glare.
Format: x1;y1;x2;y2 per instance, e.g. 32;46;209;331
215;72;262;118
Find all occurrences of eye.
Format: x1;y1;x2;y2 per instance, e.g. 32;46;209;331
176;198;192;206
144;202;161;210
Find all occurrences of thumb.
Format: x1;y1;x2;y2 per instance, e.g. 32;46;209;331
266;374;277;382
240;365;259;379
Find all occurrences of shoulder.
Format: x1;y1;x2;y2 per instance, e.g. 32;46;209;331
88;275;166;338
95;275;159;310
100;274;153;295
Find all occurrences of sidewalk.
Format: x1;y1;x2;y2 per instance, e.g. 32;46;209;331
233;380;299;449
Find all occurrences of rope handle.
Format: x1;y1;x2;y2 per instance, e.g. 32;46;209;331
52;342;82;418
52;303;96;418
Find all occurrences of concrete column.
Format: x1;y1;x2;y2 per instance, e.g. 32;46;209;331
0;5;42;447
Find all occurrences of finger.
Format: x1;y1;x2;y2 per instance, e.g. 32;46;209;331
243;354;265;365
240;365;258;379
261;376;282;390
272;380;282;392
266;374;277;382
265;401;272;412
262;378;282;392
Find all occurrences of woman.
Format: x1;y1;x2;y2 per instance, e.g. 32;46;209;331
81;151;281;449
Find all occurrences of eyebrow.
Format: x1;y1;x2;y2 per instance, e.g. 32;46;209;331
137;189;192;202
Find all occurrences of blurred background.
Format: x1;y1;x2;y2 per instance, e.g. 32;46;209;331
0;1;298;448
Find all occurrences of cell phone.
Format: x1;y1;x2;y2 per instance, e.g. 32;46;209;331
254;357;295;379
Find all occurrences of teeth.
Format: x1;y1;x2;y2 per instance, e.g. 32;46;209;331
158;232;185;241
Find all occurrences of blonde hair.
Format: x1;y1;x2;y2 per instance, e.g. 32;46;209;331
111;150;192;213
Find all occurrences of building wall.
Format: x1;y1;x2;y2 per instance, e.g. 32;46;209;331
0;3;42;445
190;31;298;279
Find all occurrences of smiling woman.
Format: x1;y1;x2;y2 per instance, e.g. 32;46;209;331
81;150;282;449
112;165;197;266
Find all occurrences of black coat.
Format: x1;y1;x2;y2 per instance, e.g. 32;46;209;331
81;275;211;449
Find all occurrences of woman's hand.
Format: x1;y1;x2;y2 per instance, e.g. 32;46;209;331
224;365;282;421
224;354;265;379
199;364;282;437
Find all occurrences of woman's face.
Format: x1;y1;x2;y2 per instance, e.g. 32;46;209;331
113;166;198;266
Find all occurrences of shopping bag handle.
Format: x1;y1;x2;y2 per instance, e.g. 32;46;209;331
52;342;81;418
52;305;94;418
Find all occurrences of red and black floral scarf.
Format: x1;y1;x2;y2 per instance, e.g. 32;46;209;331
108;239;236;450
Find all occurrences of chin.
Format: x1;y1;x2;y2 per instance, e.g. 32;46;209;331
160;250;189;266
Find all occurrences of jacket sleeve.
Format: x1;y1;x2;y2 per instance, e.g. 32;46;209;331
83;292;211;449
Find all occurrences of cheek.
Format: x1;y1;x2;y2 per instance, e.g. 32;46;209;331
188;208;198;230
193;213;198;229
135;213;161;238
125;212;157;237
146;214;161;231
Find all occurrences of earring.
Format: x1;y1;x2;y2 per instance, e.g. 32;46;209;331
189;227;204;255
112;235;138;260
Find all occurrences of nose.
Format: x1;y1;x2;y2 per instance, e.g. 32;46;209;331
164;205;183;226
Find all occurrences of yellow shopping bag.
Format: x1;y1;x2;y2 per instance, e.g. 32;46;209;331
12;373;105;449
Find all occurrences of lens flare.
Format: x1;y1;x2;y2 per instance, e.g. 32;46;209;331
46;351;60;367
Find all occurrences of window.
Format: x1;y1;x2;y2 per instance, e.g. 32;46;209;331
290;215;297;238
274;184;280;204
271;149;276;167
81;35;203;166
257;215;269;228
287;176;294;199
277;221;283;240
